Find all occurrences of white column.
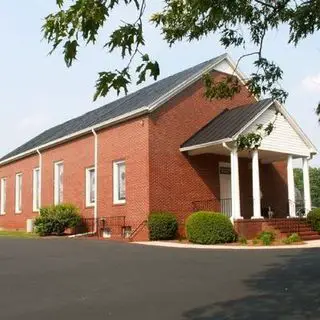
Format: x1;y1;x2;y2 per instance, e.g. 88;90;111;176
287;155;296;217
303;157;312;214
251;149;262;219
231;149;242;220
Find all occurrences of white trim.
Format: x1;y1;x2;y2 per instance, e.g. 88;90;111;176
37;150;42;211
113;160;126;205
0;177;6;215
231;100;317;156
92;129;98;233
230;149;242;220
303;157;312;213
85;167;95;207
251;149;262;219
274;101;317;154
54;161;64;205
32;167;40;212
180;138;232;152
231;100;275;139
148;54;229;112
287;155;296;217
15;173;22;214
0;54;253;167
224;55;252;88
0;107;149;166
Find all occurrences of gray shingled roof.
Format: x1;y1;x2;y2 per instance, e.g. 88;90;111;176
181;98;273;148
1;54;226;162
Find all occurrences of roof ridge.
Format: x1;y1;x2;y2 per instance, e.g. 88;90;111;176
35;54;227;132
0;53;229;163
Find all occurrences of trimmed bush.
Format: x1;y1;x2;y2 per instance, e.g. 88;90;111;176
185;211;236;244
148;212;178;240
34;204;81;236
257;231;275;245
283;233;301;244
307;208;320;232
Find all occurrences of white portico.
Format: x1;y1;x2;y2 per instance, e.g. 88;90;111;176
181;99;317;220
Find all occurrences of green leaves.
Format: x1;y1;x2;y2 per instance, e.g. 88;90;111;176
63;40;79;67
107;23;144;58
136;54;160;85
43;0;159;100
44;0;320;123
203;74;241;100
94;69;131;101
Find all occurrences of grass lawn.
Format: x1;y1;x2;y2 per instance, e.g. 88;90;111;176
0;230;39;239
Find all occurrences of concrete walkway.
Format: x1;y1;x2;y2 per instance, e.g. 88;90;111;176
134;240;320;250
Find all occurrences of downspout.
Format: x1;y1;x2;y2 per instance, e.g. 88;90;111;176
69;128;98;238
36;149;42;210
92;128;98;234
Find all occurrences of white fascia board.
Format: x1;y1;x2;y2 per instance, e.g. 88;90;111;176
0;54;257;167
231;100;275;140
179;138;232;152
148;54;229;112
0;106;149;166
224;55;249;86
273;100;318;155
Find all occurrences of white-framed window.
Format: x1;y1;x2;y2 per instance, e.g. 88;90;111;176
54;161;64;205
15;173;23;213
33;167;40;212
0;178;7;215
86;167;95;207
113;160;126;204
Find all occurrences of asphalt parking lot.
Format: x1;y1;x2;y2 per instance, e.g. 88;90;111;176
1;238;320;319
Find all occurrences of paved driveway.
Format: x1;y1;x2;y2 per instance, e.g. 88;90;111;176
1;238;320;320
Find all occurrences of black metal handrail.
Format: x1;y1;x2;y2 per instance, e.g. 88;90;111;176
129;220;148;240
73;216;126;238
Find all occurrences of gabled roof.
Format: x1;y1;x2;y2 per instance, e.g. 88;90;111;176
1;54;229;164
180;98;317;156
181;99;273;149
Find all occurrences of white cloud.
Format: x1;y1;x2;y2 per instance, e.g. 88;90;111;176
301;74;320;93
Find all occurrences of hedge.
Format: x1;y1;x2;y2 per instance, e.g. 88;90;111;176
307;208;320;232
186;211;236;244
148;212;178;240
34;204;81;236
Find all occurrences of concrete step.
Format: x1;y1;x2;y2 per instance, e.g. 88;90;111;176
276;227;312;233
298;231;319;236
300;234;320;241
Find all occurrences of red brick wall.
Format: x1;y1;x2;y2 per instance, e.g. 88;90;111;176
0;155;39;229
148;72;257;223
0;116;150;233
0;69;289;239
97;116;150;229
41;134;95;219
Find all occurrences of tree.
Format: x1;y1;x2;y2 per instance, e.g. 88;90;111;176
43;0;320;111
294;167;320;208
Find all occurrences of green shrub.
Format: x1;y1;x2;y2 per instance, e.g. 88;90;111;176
307;208;320;232
34;204;81;236
148;212;178;240
283;233;301;244
185;211;236;245
238;236;247;245
257;231;275;245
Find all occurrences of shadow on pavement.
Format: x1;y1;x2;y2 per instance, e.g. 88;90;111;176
182;248;320;320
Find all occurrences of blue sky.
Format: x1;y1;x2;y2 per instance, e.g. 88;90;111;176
0;1;319;166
